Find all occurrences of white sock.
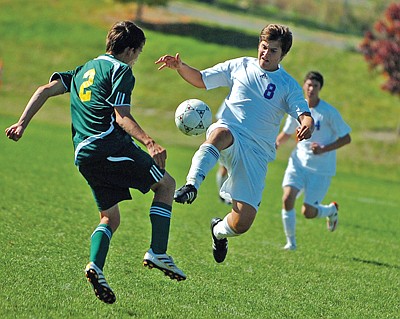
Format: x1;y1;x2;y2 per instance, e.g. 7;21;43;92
317;203;336;218
282;209;296;246
213;216;238;240
187;144;219;189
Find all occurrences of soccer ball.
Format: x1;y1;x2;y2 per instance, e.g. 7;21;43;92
175;99;212;136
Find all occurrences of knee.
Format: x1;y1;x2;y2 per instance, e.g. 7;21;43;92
100;210;120;232
282;193;295;210
162;172;176;190
154;172;176;193
207;127;233;150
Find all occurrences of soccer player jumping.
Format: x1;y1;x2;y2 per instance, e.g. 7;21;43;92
156;24;314;263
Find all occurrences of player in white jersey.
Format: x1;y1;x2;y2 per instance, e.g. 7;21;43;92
276;71;351;250
156;24;314;263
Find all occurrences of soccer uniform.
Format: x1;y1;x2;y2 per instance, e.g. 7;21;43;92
51;54;164;210
200;57;310;210
282;99;351;206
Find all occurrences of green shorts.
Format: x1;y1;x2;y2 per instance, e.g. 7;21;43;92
78;142;165;211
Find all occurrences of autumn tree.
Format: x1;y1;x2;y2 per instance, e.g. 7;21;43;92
359;3;400;96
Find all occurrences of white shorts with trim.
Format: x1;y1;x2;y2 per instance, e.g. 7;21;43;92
282;157;332;207
207;122;270;211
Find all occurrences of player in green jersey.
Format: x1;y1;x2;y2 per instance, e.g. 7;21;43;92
5;21;186;304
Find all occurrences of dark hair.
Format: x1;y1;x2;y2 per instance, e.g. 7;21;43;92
304;71;324;89
106;21;146;55
259;24;293;56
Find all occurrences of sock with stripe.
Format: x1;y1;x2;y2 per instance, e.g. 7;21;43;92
90;223;113;270
187;143;220;189
150;202;172;254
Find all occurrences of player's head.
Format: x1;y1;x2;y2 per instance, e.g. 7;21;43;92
303;71;323;102
258;24;292;71
259;24;293;56
304;71;324;89
106;21;146;55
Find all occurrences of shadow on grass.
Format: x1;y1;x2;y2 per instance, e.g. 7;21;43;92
139;21;258;49
351;257;400;270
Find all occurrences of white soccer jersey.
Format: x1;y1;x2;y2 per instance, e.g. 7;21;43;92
201;57;309;160
282;99;351;176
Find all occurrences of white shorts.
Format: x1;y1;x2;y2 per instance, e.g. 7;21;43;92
207;122;270;211
282;157;332;207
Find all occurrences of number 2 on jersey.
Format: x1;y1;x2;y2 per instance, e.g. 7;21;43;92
79;68;95;102
263;83;276;100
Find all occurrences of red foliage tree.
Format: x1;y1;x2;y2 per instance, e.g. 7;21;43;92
359;3;400;96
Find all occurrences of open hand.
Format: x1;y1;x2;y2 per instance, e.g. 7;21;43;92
155;53;182;70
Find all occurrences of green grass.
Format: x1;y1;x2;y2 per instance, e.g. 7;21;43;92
0;0;399;318
1;116;399;319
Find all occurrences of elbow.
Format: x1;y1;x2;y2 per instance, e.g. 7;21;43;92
337;134;351;147
32;85;53;102
35;85;50;97
193;81;206;89
37;80;64;98
345;134;351;145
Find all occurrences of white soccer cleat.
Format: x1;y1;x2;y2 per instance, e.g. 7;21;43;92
85;262;116;304
143;249;186;281
327;202;339;232
283;243;297;251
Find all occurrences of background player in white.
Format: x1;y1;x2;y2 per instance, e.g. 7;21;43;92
276;71;351;251
156;24;314;263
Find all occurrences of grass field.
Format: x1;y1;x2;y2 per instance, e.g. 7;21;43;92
0;0;399;318
1;117;399;319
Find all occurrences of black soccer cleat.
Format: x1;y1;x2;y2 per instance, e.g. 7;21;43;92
210;218;228;263
174;184;198;204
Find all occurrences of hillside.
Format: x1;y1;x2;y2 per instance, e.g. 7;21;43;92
0;0;399;176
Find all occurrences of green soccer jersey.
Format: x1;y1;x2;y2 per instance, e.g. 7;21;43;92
50;54;135;165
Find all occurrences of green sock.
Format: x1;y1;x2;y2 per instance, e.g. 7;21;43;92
90;224;113;270
149;202;172;254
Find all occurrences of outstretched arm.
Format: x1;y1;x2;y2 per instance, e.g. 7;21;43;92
5;79;66;141
155;53;206;89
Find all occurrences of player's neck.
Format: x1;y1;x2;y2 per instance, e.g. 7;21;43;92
308;98;320;108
